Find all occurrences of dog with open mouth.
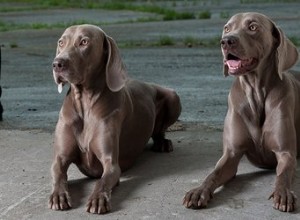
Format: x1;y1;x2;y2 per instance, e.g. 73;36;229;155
183;12;299;212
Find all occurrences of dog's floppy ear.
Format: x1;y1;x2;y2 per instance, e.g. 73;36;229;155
273;25;299;79
104;35;127;92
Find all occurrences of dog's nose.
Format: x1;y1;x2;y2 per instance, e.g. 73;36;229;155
52;58;68;72
220;36;238;49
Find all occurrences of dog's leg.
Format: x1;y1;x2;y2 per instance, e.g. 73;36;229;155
183;148;243;208
183;111;247;208
49;155;72;210
269;151;297;212
49;123;78;210
86;163;121;214
86;123;121;214
151;87;181;152
265;118;298;212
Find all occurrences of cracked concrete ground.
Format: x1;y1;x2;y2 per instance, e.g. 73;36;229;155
0;1;300;219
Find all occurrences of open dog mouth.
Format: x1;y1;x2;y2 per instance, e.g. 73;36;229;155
224;53;257;75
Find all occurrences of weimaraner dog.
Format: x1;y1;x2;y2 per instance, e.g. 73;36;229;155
183;12;299;212
48;24;181;214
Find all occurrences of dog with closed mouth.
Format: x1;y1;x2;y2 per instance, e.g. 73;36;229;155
49;24;181;214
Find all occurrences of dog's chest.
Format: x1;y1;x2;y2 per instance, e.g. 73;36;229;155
236;81;266;125
72;98;99;152
71;95;99;151
74;118;97;152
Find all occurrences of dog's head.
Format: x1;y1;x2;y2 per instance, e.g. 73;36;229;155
221;12;299;78
52;24;127;92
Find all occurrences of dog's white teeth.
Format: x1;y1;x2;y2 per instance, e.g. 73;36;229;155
58;83;63;93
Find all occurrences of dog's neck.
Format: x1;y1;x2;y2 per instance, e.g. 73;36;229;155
237;55;279;126
79;65;107;92
239;53;280;100
239;75;265;124
71;84;102;119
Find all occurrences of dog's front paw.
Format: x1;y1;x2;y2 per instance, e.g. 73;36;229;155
269;189;297;212
183;187;213;209
48;190;72;210
86;191;112;214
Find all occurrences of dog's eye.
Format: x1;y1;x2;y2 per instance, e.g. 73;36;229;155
249;24;258;31
80;39;88;46
58;40;64;47
224;26;230;33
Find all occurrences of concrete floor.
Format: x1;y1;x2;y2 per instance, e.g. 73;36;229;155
0;1;300;219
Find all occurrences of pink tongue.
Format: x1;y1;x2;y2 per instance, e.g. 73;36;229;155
227;60;241;69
